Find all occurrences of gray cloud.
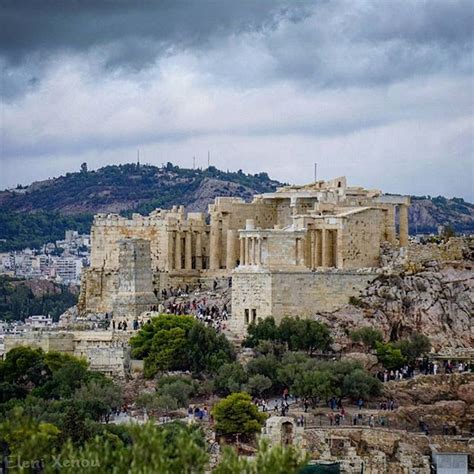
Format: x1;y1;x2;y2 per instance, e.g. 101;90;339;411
0;0;473;200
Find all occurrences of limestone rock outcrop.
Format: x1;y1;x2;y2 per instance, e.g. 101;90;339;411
315;261;473;351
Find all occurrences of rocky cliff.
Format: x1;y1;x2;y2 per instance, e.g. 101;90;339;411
316;240;473;351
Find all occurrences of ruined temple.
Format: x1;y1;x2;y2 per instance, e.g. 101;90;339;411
78;177;410;335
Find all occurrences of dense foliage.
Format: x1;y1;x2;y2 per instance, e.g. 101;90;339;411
1;415;306;474
375;333;431;369
244;317;333;354
349;327;384;350
0;211;93;251
214;350;382;402
130;314;235;378
0;347;123;449
0;276;78;321
212;392;267;439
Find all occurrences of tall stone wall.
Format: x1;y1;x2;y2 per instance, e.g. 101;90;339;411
230;270;377;335
340;209;383;269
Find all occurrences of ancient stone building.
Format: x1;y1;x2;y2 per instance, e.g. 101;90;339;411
4;331;130;377
79;177;410;335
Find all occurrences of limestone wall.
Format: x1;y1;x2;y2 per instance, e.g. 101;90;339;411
407;238;468;264
4;331;130;378
231;270;377;335
340;209;383;269
4;332;75;354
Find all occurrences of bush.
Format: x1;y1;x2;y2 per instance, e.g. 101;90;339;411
349;327;384;350
245;375;272;397
243;317;332;354
156;376;196;408
342;369;382;400
214;363;248;396
395;333;431;363
212;393;267;439
375;342;406;370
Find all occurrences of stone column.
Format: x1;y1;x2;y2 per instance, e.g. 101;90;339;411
174;231;182;270
250;237;256;265
226;230;237;269
321;229;329;267
256;237;262;266
209;215;221;270
332;230;338;268
399;205;409;247
195;232;203;270
168;233;175;271
239;237;245;266
184;231;192;270
314;230;321;267
385;206;397;244
244;237;249;266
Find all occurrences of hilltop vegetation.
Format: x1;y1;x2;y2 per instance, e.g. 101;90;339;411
0;276;78;321
0;162;472;251
0;162;281;251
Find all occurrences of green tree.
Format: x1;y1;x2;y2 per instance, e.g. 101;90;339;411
0;407;60;471
156;376;196;408
130;315;234;378
74;378;123;422
244;317;279;347
245;375;272;397
375;342;406;370
292;370;338;406
349;327;384;350
246;354;280;390
342;369;382;400
215;440;308;474
214;363;248;395
48;422;208;474
212;393;267;440
395;333;431;364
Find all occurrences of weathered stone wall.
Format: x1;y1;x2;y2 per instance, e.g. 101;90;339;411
4;331;130;378
407;237;468;264
231;270;376;335
340;209;383;269
4;332;75;355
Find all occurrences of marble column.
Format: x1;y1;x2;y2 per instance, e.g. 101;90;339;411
226;230;237;269
332;230;338;268
250;237;255;265
184;231;192;270
209;215;221;270
195;232;203;270
244;237;249;266
174;231;182;270
321;229;329;267
239;237;245;266
314;230;321;267
256;237;262;266
385;206;397;244
168;233;175;271
399;205;409;247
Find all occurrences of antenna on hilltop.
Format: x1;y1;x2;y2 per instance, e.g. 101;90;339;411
207;150;210;168
314;162;318;182
193;156;196;169
137;149;140;166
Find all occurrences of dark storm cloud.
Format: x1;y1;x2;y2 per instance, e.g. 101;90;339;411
1;0;473;199
0;0;297;64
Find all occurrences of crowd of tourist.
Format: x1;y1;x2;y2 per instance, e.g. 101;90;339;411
158;282;230;333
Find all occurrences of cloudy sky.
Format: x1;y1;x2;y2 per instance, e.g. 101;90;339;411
1;0;473;199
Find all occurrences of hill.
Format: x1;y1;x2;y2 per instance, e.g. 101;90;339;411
0;162;472;250
0;275;78;321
